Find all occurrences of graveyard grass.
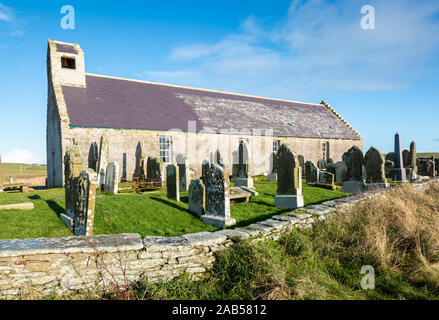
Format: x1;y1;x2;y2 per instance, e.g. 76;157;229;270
0;176;348;239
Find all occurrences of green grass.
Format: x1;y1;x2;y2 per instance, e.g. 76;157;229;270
1;163;47;176
0;176;348;240
418;153;439;158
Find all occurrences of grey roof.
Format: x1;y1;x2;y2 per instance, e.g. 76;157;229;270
56;43;78;54
61;74;360;140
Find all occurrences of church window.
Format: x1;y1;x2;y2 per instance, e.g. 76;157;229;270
61;57;76;69
159;136;172;163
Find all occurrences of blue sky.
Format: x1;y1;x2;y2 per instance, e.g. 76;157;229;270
1;0;439;164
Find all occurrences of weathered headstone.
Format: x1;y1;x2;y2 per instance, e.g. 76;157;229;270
73;169;98;236
317;159;327;170
334;161;347;184
385;152;395;162
147;157;163;187
97;134;110;188
201;164;235;227
166;164;180;201
134;141;146;179
342;146;365;193
201;159;210;184
61;147;97;236
188;179;205;216
305;160;319;184
274;144;304;209
267;152;277;181
64;145;84;219
402;149;410;168
234;141;254;188
385;160;394;178
298;155;305;168
104;162;119;194
392;132;407;182
176;154;189;191
364;147;388;190
88;142;99;172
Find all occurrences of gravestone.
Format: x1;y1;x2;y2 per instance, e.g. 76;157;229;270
342;146;365;193
147;157;163;187
267;152;277;181
274;144;304;209
409;141;417;174
166;164;180;201
176;154;189;191
364;147;388;190
64;146;84;219
73;169;98;236
97;134;110;189
392;132;407;182
201;159;210;184
188;179;205;216
215;149;225;168
88;142;99;172
104;162;119;194
334;161;347;184
61;147;97;236
385;160;394;178
134;141;146;179
305;160;319;184
402;149;410;168
385;152;395;162
317;159;327;170
234;141;254;188
319;170;335;186
201;164;235;227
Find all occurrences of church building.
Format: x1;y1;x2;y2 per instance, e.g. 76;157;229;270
46;40;362;187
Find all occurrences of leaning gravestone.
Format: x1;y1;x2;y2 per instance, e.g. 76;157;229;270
188;179;205;216
274;144;304;209
234;141;253;188
63;145;84;220
402;149;410;168
166;164;180;201
104;162;120;194
392;132;407;182
201;164;235;227
385;160;394;178
342;146;365;193
364;147;388;190
319;170;335;186
97;134;110;189
147;157;163;187
134;141;146;179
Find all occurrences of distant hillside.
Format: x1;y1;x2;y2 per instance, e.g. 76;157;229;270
418;153;439;158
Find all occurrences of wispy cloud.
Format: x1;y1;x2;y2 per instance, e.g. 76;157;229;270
2;149;44;164
0;3;13;22
144;0;439;100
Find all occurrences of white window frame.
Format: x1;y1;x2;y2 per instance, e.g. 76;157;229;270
322;142;329;160
159;136;172;164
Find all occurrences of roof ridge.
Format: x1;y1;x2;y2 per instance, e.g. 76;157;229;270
85;72;324;107
321;100;361;137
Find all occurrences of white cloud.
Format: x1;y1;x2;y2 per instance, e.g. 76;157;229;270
0;3;13;22
2;149;45;164
143;0;439;100
9;30;24;36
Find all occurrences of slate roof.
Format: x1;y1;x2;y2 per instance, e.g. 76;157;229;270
56;43;78;54
61;74;360;140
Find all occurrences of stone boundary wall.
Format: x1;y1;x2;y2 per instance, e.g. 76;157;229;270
0;180;435;299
